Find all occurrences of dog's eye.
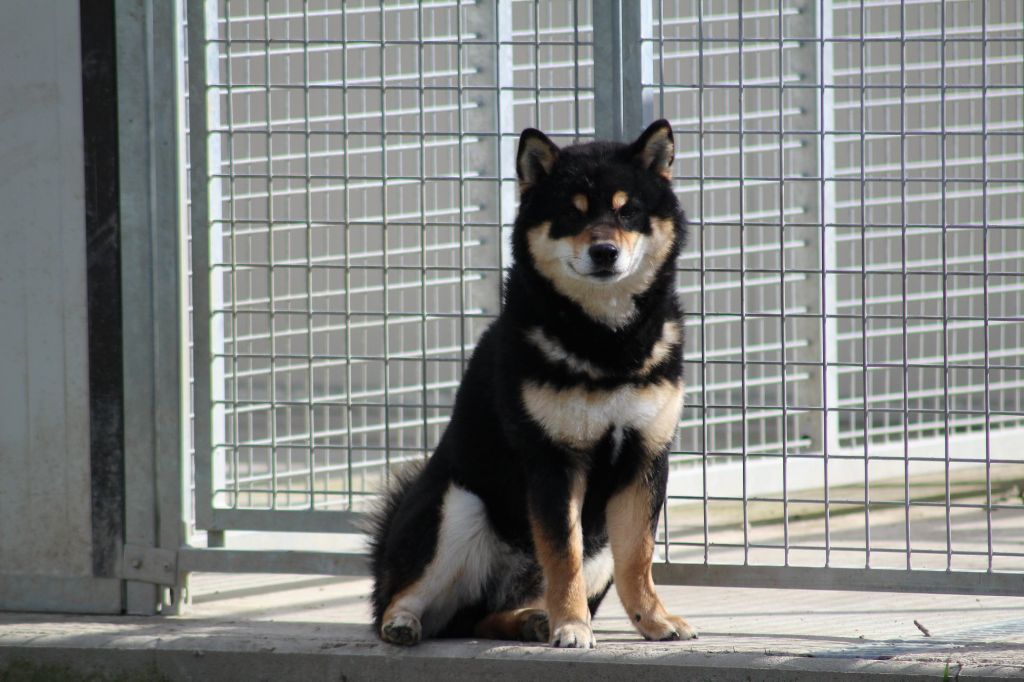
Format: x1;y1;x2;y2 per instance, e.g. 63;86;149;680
618;202;639;219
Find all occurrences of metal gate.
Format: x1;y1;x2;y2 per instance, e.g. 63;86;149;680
185;0;1024;594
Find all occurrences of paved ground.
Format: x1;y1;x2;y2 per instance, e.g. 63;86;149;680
2;572;1024;681
3;472;1023;680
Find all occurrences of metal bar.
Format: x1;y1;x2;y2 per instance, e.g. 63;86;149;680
737;0;748;567
207;508;366;535
695;0;710;568
981;0;994;574
187;0;225;531
179;548;369;576
417;0;429;464
786;0;839;465
657;0;671;567
898;0;911;571
857;0;871;570
154;0;188;614
378;0;393;486
778;0;788;569
820;0;837;569
222;0;240;515
339;1;355;511
593;0;651;141
301;0;315;511
939;0;953;573
263;0;280;513
116;0;159;616
652;564;1024;597
168;550;1024;594
116;0;186;615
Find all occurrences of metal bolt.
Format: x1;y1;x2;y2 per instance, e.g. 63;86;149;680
131;558;142;569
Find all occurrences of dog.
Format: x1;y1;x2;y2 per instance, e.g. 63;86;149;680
368;120;694;648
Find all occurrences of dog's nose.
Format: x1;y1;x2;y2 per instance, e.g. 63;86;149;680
588;243;619;269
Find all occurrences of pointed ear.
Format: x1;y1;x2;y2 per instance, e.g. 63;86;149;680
631;119;675;181
516;128;559;193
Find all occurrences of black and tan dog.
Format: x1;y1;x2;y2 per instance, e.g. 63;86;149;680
369;120;694;648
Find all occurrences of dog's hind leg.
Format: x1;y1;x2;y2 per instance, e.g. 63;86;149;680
473;606;549;642
379;484;500;646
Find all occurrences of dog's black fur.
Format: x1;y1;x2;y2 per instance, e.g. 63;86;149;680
369;120;692;648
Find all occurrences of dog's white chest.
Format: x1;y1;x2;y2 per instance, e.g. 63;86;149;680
521;379;683;452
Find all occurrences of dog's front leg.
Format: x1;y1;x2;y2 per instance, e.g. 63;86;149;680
528;466;595;649
607;455;697;641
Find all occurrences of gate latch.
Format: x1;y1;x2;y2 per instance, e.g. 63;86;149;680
122;544;178;585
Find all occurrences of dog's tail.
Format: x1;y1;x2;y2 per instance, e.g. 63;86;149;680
365;460;426;628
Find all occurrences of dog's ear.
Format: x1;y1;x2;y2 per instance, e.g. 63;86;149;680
630;119;675;181
517;128;559;193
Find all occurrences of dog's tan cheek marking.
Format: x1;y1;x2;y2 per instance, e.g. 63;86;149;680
531;474;589;633
526;221;571;278
570;230;591;255
612;191;628;211
616;228;640;260
573;193;588;214
526;221;555;258
648;216;676;266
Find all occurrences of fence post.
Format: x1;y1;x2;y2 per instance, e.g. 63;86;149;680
462;0;512;320
593;0;653;142
786;0;840;458
186;0;227;546
116;0;187;614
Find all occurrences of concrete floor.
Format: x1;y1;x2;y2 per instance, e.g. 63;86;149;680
3;475;1023;680
2;572;1024;680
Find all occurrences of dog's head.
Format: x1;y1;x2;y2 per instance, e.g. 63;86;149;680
512;120;684;328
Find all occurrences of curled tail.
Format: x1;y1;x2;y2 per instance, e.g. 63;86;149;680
366;461;426;628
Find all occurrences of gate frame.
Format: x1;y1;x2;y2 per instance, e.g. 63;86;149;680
169;0;1024;601
115;0;189;615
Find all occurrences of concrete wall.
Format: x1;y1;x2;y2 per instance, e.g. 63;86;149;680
0;0;120;612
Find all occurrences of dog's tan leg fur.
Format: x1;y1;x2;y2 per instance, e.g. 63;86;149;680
530;475;595;648
606;481;697;641
473;607;550;642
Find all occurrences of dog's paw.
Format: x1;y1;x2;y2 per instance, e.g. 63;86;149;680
551;620;596;649
519;609;550;643
381;612;422;646
636;613;697;641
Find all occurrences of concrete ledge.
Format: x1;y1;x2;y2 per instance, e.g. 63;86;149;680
4;578;1024;681
1;615;1022;682
0;576;122;614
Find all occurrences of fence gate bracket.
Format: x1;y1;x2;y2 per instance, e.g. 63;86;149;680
122;544;179;586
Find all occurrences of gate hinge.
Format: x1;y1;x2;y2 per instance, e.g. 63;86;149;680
122;544;179;585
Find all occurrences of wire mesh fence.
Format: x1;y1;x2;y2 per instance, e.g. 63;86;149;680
194;0;593;520
650;0;1024;576
188;0;1024;586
